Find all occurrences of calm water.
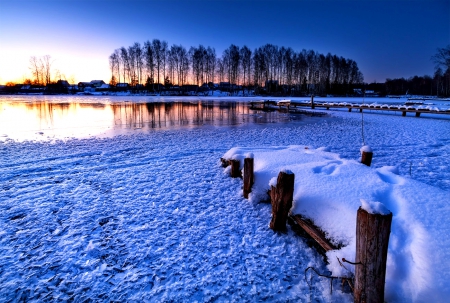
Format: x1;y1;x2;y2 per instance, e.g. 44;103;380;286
0;95;323;141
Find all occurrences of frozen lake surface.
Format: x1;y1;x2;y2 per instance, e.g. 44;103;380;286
0;96;449;301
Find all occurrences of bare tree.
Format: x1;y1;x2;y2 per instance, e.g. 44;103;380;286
432;45;450;71
41;55;52;85
29;56;43;85
120;47;129;83
240;46;252;92
205;47;216;85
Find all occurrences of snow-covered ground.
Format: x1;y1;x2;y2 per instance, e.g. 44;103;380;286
0;96;449;302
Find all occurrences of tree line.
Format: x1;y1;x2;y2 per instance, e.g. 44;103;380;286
108;39;364;96
364;45;450;97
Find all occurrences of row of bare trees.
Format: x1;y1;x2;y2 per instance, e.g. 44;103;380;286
109;39;364;94
29;55;52;86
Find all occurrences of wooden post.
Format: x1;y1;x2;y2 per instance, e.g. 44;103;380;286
348;107;352;112
243;156;254;198
311;95;315;109
354;207;392;303
402;111;406;116
361;151;373;166
270;171;295;232
360;146;373;167
359;108;363;113
229;159;241;178
415;112;421;117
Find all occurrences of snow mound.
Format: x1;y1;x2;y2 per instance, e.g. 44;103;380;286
223;145;450;302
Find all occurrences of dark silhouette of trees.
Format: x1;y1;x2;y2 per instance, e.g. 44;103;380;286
109;39;365;95
432;45;450;96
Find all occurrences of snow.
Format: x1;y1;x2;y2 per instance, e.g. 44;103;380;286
360;199;391;215
223;145;450;302
360;145;373;153
1;95;449;302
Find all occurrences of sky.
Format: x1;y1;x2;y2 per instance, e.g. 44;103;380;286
0;0;448;85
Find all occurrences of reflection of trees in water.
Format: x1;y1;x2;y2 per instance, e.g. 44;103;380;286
25;102;71;126
111;101;253;129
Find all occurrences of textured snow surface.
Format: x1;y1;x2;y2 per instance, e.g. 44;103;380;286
1;106;449;302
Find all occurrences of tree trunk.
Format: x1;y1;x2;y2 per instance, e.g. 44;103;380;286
270;171;295;232
354;207;392;303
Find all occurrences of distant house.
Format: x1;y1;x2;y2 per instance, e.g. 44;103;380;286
115;83;129;91
78;82;91;90
96;83;110;91
219;82;230;89
46;80;71;94
90;80;106;88
181;84;198;93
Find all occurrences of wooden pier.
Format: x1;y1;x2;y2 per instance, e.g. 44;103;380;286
250;99;450;117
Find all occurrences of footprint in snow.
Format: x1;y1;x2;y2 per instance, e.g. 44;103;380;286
312;160;342;175
376;171;403;185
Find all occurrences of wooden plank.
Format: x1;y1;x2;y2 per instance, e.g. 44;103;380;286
291;214;337;252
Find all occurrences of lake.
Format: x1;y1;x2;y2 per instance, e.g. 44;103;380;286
0;95;327;142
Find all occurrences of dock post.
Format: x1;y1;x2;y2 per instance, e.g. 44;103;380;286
348;108;352;112
269;171;295;232
243;155;254;199
415;112;421;117
229;159;241;178
360;146;373;166
311;95;315;109
354;207;392;303
402;111;406;116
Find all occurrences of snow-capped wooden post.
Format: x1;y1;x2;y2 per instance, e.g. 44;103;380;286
269;170;295;232
230;159;241;178
360;145;373;167
243;154;254;199
354;204;392;303
310;95;315;109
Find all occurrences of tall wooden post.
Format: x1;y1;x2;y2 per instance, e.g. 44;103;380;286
243;156;254;198
269;171;295;232
229;159;241;178
354;207;392;303
310;95;315;109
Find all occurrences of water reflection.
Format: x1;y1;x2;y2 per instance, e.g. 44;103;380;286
111;101;264;129
0;98;303;141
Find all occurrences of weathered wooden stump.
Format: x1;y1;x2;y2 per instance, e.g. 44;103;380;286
354;207;392;303
361;152;373;166
270;171;295;232
360;146;373;167
229;159;241;178
243;156;254;198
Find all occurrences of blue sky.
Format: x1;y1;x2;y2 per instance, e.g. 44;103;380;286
0;0;448;84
